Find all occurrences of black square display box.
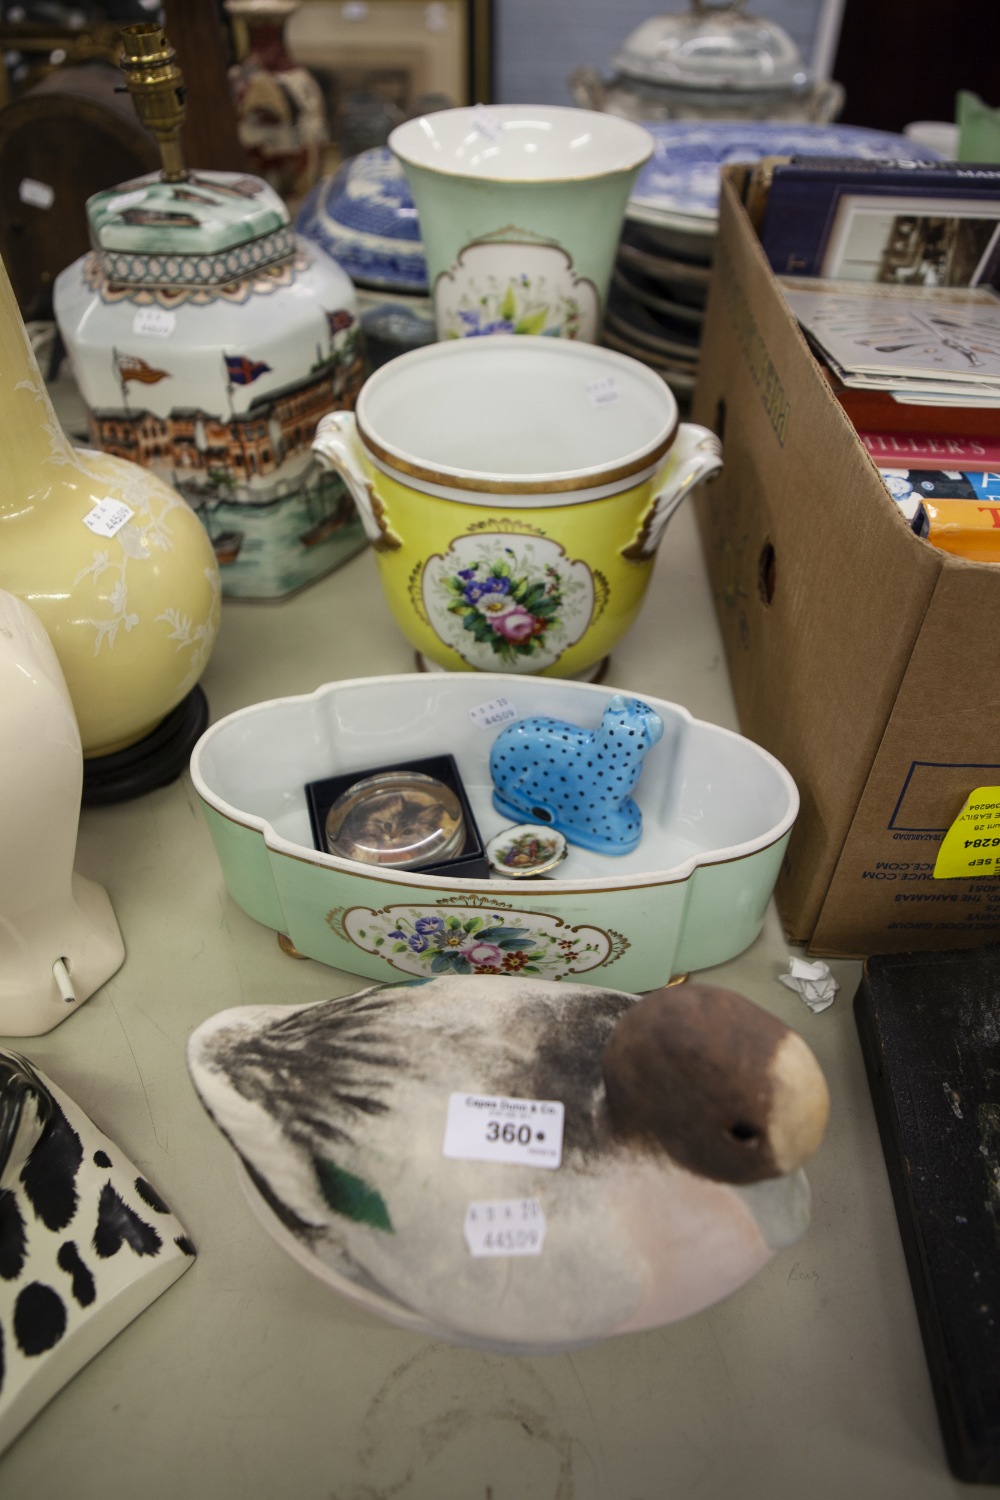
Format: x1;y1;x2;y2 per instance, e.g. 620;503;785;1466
305;754;490;881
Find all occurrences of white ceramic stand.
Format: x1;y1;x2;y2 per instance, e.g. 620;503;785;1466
0;591;124;1036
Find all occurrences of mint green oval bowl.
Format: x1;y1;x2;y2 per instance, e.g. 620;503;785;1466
189;673;797;991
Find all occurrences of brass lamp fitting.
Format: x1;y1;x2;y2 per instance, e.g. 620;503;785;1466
118;22;188;182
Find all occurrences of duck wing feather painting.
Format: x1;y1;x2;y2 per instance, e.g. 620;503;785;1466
187;977;829;1352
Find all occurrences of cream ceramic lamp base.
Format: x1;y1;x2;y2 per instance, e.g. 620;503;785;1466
0;591;124;1037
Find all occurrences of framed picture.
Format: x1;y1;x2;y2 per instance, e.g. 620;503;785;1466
821;193;1000;288
285;0;493;157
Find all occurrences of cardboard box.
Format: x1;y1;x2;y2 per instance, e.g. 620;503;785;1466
691;168;1000;958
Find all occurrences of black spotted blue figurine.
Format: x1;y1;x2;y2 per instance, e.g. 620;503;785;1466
489;694;664;855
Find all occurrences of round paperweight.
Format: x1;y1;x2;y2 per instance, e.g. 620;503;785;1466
486;823;568;878
325;770;466;870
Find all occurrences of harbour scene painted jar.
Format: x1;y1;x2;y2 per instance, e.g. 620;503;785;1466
54;168;367;600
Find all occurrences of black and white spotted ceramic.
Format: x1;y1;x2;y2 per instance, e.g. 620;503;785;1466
0;1051;194;1454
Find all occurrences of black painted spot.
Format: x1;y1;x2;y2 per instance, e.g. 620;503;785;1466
93;1150;112;1169
57;1240;96;1306
93;1184;162;1259
14;1282;67;1356
21;1108;83;1231
0;1192;27;1281
134;1177;169;1214
175;1235;196;1258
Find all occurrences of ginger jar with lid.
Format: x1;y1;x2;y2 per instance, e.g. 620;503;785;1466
54;21;366;601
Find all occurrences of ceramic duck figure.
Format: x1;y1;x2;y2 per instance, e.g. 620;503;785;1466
490;694;664;854
187;976;829;1352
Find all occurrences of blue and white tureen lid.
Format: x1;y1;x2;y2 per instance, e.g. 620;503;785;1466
296;147;428;293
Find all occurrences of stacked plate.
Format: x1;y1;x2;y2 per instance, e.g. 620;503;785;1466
608;120;943;401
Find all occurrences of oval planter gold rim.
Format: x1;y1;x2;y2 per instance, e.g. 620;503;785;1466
198;781;795;894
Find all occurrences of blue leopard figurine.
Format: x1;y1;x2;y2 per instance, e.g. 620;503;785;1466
489;695;664;855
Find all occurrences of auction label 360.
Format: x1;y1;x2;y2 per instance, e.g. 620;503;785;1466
442;1092;565;1168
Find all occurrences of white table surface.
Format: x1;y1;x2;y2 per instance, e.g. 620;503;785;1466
0;496;984;1500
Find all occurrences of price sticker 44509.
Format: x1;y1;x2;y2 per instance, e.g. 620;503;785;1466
464;1198;546;1257
443;1092;564;1168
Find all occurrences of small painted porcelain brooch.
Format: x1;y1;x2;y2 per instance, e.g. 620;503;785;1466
485;823;568;878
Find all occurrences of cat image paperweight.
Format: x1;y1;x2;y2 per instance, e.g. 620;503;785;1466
306;753;489;880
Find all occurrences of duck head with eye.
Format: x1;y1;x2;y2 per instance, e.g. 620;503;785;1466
187;976;829;1353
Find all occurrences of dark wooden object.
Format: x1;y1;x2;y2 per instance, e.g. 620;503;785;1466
162;0;248;173
0;4;247;318
0;62;160;318
854;946;1000;1482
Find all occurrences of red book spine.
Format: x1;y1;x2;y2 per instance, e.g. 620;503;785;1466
858;432;1000;470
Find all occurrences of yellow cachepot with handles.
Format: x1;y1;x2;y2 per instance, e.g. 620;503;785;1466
312;335;722;678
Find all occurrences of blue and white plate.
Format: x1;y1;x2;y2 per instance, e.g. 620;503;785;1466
628;121;943;230
296;147;428;293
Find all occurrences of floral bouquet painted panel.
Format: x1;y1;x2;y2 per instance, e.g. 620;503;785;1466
434;238;600;341
421;535;600;672
328;900;629;981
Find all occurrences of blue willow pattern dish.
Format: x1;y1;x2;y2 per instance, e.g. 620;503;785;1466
296;148;428;292
629;121;942;223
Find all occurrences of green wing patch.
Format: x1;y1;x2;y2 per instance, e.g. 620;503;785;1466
314;1156;394;1232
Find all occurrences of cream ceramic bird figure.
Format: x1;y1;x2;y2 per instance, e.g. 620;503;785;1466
187;976;829;1352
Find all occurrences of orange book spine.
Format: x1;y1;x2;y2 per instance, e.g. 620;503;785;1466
919;499;1000;562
